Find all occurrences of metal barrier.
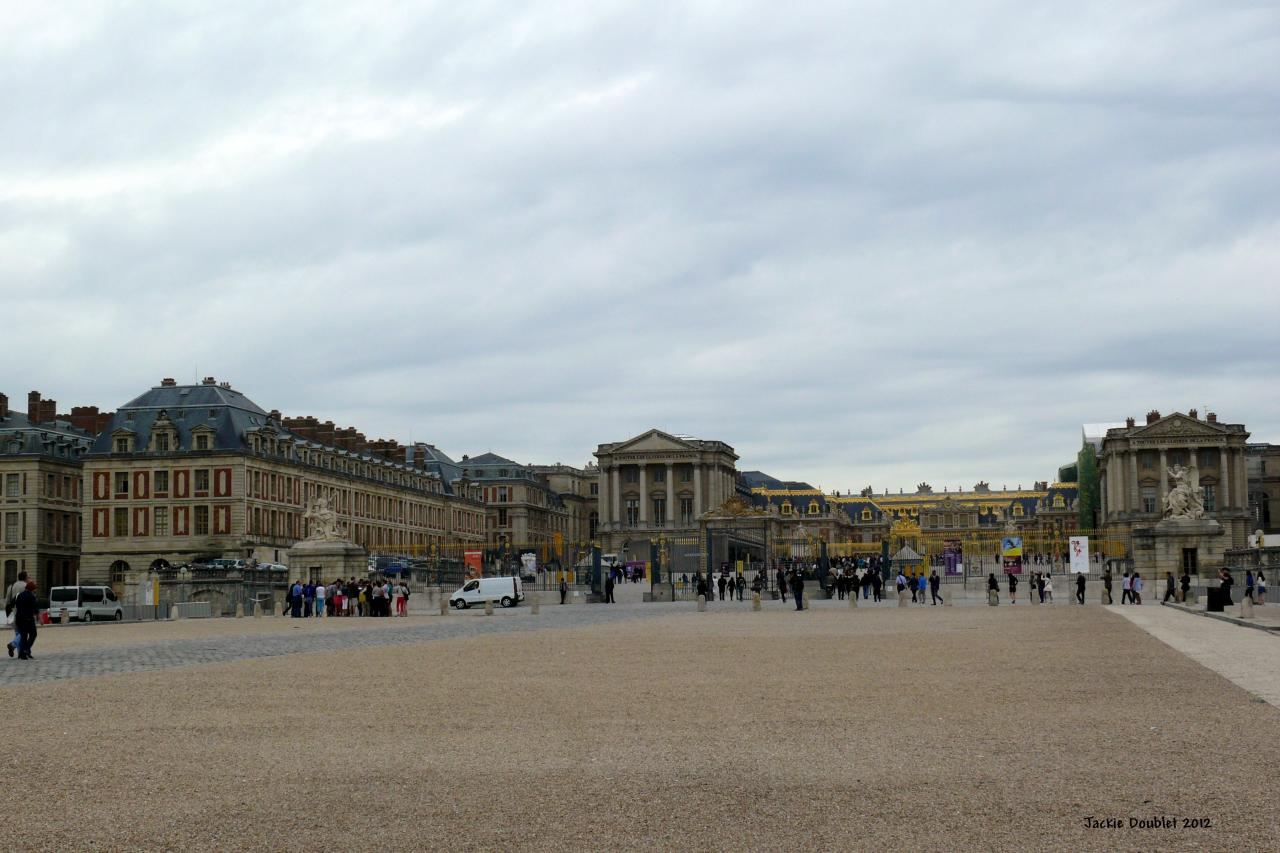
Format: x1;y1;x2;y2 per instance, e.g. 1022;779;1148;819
172;601;213;619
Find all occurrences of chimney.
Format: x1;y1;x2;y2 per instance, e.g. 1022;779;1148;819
1125;416;1135;428
160;378;177;387
1189;408;1198;420
28;391;41;423
201;376;217;385
1146;409;1161;425
0;393;7;419
268;409;281;422
1207;412;1218;423
219;381;231;389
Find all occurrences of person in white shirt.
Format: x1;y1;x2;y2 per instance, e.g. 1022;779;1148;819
314;581;326;618
1044;574;1054;603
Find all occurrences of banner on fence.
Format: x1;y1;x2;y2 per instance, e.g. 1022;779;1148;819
1069;536;1090;574
943;539;963;576
463;550;483;577
1001;536;1023;574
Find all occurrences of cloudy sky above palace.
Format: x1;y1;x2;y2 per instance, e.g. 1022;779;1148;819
4;1;1278;490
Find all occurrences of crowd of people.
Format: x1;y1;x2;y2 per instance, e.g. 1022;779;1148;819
281;577;411;618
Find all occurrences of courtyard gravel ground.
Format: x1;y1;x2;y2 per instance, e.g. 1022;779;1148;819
2;605;1278;852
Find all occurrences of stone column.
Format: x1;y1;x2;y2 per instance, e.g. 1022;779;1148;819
638;464;647;524
1235;448;1247;512
1220;448;1231;510
1158;449;1168;513
611;466;622;529
693;465;703;517
1189;449;1199;492
1128;450;1139;513
666;463;674;528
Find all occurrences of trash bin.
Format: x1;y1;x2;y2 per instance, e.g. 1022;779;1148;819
1206;587;1226;613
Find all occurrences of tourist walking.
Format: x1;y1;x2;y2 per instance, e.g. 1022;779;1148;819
929;570;943;605
5;569;29;657
1257;570;1267;604
871;571;883;602
1121;572;1132;605
1043;573;1053;604
777;568;788;603
1244;570;1255;603
1075;572;1086;605
737;577;745;601
559;576;568;605
1163;572;1177;603
717;574;727;602
605;573;616;604
987;572;999;603
12;580;39;660
727;575;737;602
1007;572;1018;604
315;580;326;617
1179;570;1192;603
290;580;304;618
917;573;927;605
1131;573;1144;605
1036;573;1046;604
303;582;315;618
791;570;804;611
1103;569;1113;605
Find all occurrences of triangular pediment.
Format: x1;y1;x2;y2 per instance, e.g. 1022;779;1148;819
1130;413;1228;439
610;429;700;454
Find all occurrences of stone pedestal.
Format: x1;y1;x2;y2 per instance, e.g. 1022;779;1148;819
1144;518;1224;579
696;595;706;612
286;538;368;587
169;605;180;621
1175;589;1185;603
898;591;908;608
849;593;857;609
235;603;245;618
484;600;494;616
439;597;448;615
752;592;761;611
1102;590;1112;605
1240;598;1254;619
988;590;998;606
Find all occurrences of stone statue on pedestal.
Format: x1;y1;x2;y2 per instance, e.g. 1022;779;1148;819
1162;464;1205;520
302;495;344;541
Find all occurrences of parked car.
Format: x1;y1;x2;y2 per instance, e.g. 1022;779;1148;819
450;576;524;609
48;586;123;622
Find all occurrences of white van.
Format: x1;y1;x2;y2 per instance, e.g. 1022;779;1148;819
450;576;523;609
48;586;123;622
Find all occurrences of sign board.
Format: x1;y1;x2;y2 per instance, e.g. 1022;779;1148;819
520;553;537;576
1069;536;1090;574
943;539;963;576
1001;536;1023;574
144;579;156;606
463;550;483;577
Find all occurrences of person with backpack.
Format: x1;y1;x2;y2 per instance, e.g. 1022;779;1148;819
1007;571;1018;604
398;581;410;616
1244;570;1255;603
1131;573;1144;605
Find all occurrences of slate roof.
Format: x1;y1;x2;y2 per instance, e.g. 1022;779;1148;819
0;410;94;460
87;383;268;456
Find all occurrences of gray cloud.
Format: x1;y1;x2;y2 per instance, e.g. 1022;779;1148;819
2;1;1278;488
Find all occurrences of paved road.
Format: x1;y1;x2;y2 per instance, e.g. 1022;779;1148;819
0;604;671;687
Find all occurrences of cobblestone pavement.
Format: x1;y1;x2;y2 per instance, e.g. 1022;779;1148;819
0;604;670;687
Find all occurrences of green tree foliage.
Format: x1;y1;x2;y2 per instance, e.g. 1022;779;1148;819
1077;441;1100;528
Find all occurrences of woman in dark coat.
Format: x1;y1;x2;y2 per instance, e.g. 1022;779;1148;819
14;580;39;660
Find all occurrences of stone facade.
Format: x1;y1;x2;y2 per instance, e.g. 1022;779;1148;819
460;453;574;552
1245;443;1279;534
79;378;486;584
1099;410;1251;575
0;392;96;591
595;430;738;559
529;462;600;550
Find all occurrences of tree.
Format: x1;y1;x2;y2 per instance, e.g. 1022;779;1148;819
1077;441;1100;529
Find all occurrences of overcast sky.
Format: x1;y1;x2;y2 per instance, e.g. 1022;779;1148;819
3;1;1278;492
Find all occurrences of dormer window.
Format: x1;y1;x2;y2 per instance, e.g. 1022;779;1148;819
155;432;170;452
781;501;793;516
195;434;210;451
807;502;819;515
1013;504;1025;517
861;509;872;521
114;438;130;453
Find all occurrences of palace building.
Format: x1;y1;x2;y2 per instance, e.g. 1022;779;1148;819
594;430;739;559
460;453;574;553
0;392;98;591
79;378;486;585
1097;410;1251;550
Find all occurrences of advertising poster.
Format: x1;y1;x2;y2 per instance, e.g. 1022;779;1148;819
463;549;483;578
943;539;963;575
1069;536;1090;574
1001;535;1023;574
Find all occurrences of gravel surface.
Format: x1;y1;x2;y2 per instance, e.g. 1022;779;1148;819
3;606;1278;852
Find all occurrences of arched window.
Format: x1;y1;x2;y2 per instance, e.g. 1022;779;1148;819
807;501;820;515
781;501;793;516
109;560;131;586
861;509;872;521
